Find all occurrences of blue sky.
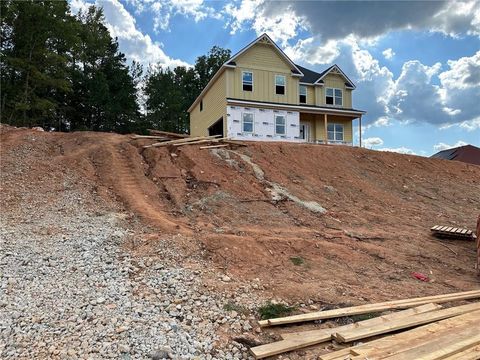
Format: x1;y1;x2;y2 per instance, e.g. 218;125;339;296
70;0;480;156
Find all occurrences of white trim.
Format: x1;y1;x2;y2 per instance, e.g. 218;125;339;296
326;87;343;107
314;65;356;89
242;112;254;133
226;33;304;77
299;84;307;104
299;82;315;86
274;114;286;135
227;99;366;116
188;33;306;112
242;70;254;93
275;74;286;96
327;123;344;142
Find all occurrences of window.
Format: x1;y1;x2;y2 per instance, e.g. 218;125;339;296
275;75;285;95
275;115;286;135
326;88;343;106
242;112;254;133
299;85;307;104
242;71;253;91
327;123;344;142
200;99;203;111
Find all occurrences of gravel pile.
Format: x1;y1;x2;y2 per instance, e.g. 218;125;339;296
0;168;256;359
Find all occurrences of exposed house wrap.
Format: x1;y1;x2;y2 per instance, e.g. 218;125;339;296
227;105;301;141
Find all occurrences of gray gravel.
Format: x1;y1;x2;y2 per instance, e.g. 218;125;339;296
0;181;256;359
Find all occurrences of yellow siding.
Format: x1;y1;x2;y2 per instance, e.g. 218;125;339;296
300;114;353;143
228;43;299;105
317;74;353;108
304;85;315;105
235;43;292;72
190;71;226;137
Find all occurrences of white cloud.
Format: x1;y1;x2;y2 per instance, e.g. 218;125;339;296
284;38;340;65
363;137;384;148
127;0;220;32
433;140;469;151
378;147;417;155
224;0;263;34
382;48;395;60
97;0;189;68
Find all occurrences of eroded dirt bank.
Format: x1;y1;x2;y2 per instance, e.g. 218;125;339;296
1;126;479;358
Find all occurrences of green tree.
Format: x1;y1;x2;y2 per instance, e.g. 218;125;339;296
1;0;77;129
144;46;231;133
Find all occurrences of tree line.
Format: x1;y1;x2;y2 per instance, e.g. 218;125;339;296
0;0;231;134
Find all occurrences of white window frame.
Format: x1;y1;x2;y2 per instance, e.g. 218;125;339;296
299;85;307;104
274;114;286;135
275;74;286;96
327;123;344;142
242;71;253;92
242;112;254;133
326;87;343;106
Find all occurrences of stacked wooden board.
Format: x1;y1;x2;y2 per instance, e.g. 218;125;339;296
430;225;475;240
250;290;480;359
131;130;246;149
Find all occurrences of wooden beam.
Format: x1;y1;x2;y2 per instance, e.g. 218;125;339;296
349;310;480;359
173;137;229;147
320;310;480;360
442;344;480;360
143;135;221;148
258;290;480;327
250;304;440;359
334;302;480;343
200;144;229;149
147;129;189;138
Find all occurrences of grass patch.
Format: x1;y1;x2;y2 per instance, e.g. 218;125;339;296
258;302;296;320
290;256;305;266
223;301;249;315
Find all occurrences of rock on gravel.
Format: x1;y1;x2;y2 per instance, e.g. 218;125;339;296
0;178;254;359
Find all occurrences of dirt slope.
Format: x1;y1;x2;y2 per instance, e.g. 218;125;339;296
2;126;479;305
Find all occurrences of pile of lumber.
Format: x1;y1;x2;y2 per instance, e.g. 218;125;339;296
431;225;475;240
131;130;246;149
250;290;480;359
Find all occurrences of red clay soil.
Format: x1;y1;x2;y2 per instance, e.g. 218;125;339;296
1;126;479;306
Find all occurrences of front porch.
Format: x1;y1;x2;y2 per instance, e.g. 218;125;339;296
298;112;362;146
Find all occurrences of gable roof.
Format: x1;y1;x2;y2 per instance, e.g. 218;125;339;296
226;33;304;77
431;144;480;166
296;64;355;88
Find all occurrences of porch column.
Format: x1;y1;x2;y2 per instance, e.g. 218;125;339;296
359;115;362;147
324;113;328;144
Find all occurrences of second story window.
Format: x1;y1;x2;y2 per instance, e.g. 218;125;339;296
275;75;285;95
326;88;342;106
299;85;307;103
275;114;286;135
242;71;253;91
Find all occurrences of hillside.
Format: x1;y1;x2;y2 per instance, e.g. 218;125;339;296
1;126;479;358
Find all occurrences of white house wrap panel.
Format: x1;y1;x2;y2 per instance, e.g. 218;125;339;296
226;105;301;141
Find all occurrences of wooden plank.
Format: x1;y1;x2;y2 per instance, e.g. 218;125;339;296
251;304;440;359
220;139;247;147
350;310;480;359
334;302;480;343
321;311;480;360
173;138;228;147
258;290;480;327
281;303;441;340
443;345;480;360
200;144;229;149
147;129;189;138
131;135;170;140
384;326;480;360
143;135;221;148
431;225;440;230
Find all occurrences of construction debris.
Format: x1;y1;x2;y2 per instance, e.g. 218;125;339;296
430;225;475;240
200;144;229;149
251;291;480;359
147;129;189;138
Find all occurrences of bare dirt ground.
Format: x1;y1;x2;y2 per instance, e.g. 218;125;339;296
1;126;479;358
